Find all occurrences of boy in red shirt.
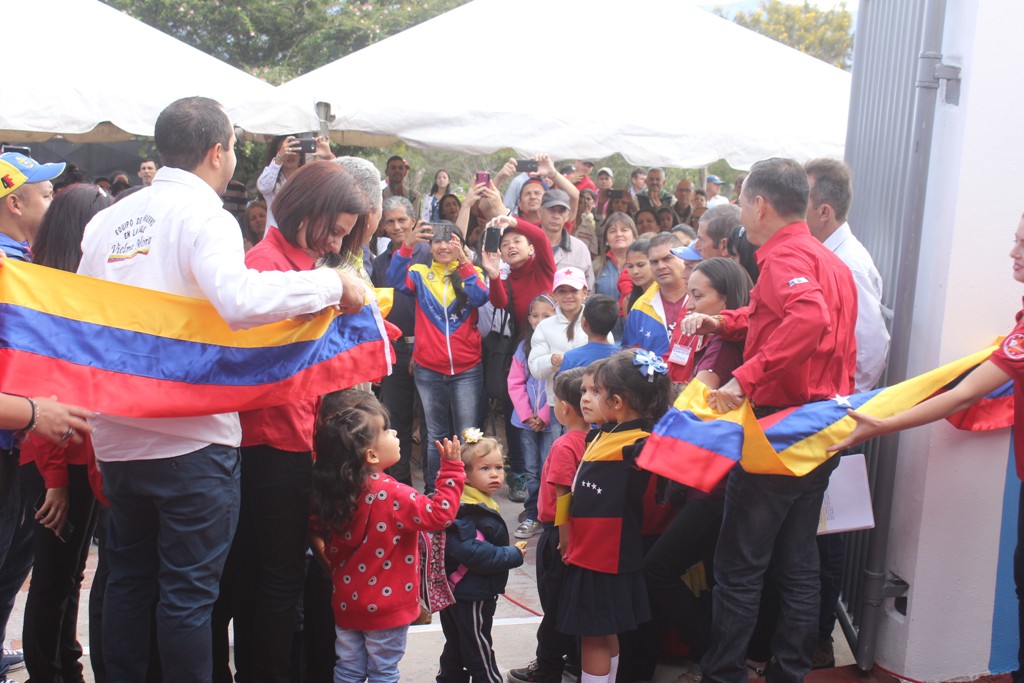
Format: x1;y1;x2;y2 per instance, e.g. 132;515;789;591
508;368;589;683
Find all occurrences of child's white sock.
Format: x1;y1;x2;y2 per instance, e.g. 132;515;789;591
608;654;620;682
581;673;610;683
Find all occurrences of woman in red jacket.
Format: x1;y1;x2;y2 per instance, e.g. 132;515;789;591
217;161;371;683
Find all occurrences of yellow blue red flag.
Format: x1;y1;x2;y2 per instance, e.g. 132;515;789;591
638;344;1007;492
0;260;392;418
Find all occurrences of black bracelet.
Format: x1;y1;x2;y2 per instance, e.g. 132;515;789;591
22;397;37;433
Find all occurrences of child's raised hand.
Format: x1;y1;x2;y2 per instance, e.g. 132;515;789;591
436;435;463;462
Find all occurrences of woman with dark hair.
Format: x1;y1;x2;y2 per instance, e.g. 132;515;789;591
423;169;452;221
635;208;660;235
622;238;655;316
656;206;676;233
643;256;753;667
18;183;112;683
32;184;111;272
609;191;638;218
387;220;489;491
439;193;462;223
256;134;333;224
216;160;370;683
726;224;760;284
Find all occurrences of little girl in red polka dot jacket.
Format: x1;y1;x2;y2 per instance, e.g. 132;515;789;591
310;401;466;683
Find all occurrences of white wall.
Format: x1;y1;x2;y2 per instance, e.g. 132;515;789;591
874;0;1024;679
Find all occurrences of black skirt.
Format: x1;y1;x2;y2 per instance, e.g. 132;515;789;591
556;564;651;636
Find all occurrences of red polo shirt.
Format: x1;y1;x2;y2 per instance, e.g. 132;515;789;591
239;227;320;452
720;222;857;408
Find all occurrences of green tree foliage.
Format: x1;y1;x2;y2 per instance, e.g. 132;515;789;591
720;0;853;70
102;0;470;84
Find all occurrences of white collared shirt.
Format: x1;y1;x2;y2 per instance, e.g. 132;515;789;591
79;167;343;461
823;222;890;391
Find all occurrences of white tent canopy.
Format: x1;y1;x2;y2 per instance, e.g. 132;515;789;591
234;0;851;168
1;0;275;142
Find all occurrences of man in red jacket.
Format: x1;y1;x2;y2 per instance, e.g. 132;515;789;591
682;157;857;683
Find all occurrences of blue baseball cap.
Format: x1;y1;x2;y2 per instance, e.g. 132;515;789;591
0;153;66;199
670;244;703;261
706;174;724;185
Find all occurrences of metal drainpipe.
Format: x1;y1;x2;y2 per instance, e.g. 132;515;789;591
854;0;948;670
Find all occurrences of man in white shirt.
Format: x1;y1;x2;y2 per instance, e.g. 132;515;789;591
805;158;889;392
78;96;364;683
803;157;889;669
706;174;730;208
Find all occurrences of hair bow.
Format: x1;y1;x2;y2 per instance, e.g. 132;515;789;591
462;427;484;444
633;349;668;382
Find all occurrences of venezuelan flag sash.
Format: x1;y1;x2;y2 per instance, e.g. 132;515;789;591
638;344;1005;492
0;261;392;418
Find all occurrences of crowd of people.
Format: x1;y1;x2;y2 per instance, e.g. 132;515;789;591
0;94;1021;683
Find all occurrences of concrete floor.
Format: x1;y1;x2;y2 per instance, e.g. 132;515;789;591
5;431;857;682
3;480;856;683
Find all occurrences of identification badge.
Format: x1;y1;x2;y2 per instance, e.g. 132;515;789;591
669;343;693;366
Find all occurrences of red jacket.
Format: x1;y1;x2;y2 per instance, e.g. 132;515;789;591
323;458;466;631
239;228;319;452
488;218;556;332
721;222;857;408
20;433;107;506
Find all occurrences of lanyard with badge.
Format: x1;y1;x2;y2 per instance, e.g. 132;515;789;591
667;330;706;383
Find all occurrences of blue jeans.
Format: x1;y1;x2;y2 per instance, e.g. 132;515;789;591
700;456;839;683
333;625;408;683
414;364;482;491
100;443;241;683
519;427;555;521
0;456;34;679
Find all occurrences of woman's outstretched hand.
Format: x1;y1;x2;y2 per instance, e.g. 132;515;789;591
828;410;886;453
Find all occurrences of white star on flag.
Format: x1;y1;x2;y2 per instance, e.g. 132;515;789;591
832;394;852;408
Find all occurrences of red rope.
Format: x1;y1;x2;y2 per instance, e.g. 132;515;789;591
500;592;544;617
872;663;931;683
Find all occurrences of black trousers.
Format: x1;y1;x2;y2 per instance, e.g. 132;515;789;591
214;446;312;683
437;598;501;683
381;340;424;486
534;524;574;679
21;461;98;683
643;497;724;659
302;560;336;683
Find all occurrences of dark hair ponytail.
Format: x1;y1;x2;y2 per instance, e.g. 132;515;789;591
312;405;388;537
595;350;672;431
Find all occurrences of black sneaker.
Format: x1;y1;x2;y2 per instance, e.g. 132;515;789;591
507;659;561;683
508;473;527;503
810;636;835;669
1;648;23;672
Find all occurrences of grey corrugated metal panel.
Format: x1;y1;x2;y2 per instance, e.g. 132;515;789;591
846;0;927;299
837;0;931;663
